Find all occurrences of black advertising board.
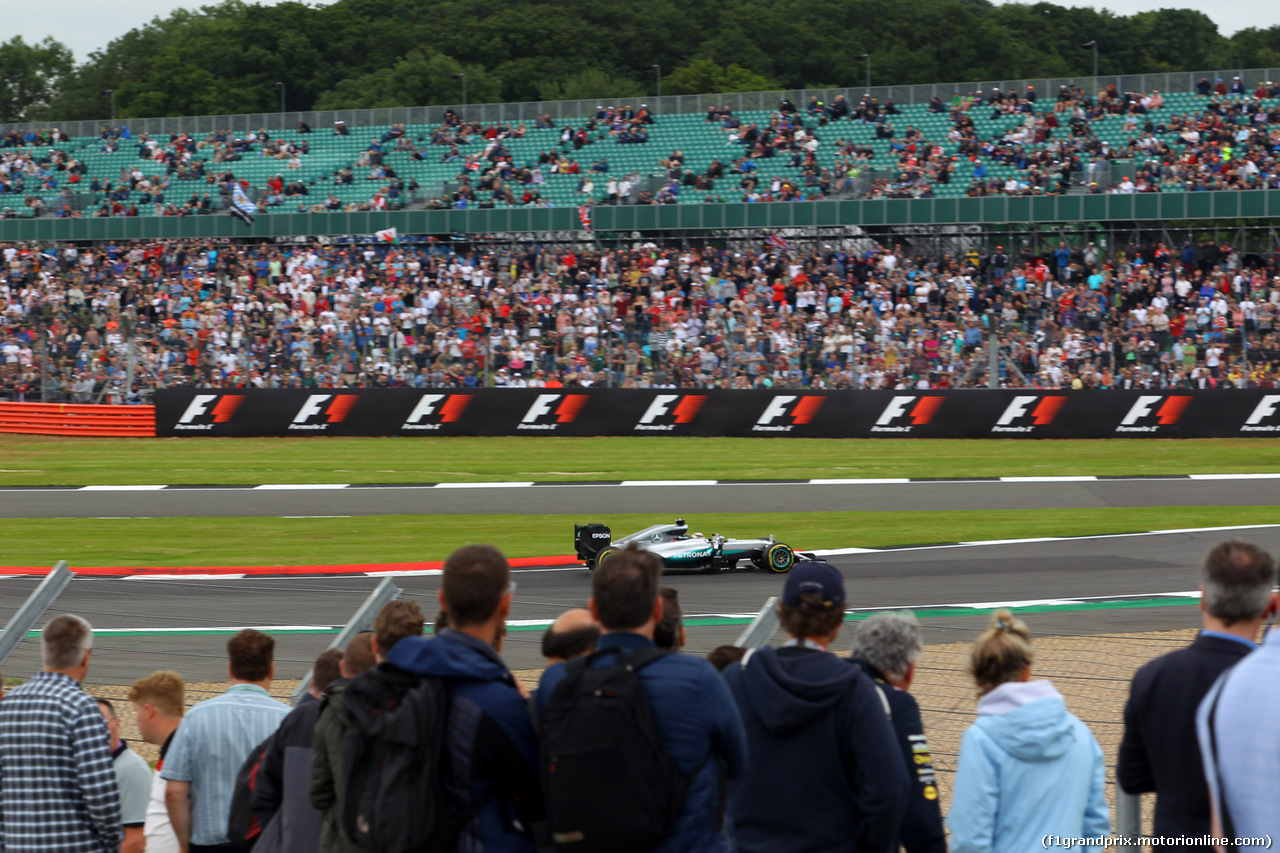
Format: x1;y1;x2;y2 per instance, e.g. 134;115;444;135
153;389;1280;439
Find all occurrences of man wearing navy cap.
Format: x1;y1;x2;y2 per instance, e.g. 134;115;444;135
722;562;910;853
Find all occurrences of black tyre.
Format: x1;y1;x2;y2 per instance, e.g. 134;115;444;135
593;547;619;572
766;543;795;573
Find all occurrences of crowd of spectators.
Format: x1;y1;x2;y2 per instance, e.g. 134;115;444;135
3;234;1280;400
1;538;1275;852
4;77;1280;219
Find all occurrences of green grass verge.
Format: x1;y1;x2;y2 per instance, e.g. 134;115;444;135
4;506;1275;568
1;436;1279;486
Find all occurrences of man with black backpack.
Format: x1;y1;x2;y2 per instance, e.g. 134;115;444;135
366;545;543;853
538;546;746;853
310;611;420;853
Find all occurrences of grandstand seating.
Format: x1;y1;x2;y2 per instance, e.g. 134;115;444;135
1;85;1276;218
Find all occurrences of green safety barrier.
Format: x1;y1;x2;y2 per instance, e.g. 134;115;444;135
1;190;1277;241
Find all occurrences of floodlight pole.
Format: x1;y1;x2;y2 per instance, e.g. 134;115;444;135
453;73;468;114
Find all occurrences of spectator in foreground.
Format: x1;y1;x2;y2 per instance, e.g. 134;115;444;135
252;647;347;850
948;609;1108;853
724;562;908;853
1118;540;1278;849
163;629;290;853
129;670;185;853
706;645;746;671
540;607;600;664
0;614;122;853
298;645;344;705
1196;542;1280;841
850;612;947;853
539;546;747;853
97;698;153;853
653;586;684;652
385;546;543;852
311;617;412;853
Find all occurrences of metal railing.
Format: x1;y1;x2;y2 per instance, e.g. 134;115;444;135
2;67;1278;140
0;562;73;667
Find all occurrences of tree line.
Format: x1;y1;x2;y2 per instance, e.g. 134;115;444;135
3;0;1280;124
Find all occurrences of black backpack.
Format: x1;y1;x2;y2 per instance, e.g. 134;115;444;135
340;663;490;853
540;647;696;853
227;735;274;849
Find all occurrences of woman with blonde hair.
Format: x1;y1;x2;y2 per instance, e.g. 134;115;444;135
948;609;1109;853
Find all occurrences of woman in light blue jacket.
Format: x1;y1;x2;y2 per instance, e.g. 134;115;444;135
948;609;1110;853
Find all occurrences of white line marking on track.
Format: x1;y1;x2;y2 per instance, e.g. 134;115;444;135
1187;473;1280;480
122;574;248;581
998;476;1099;483
254;483;349;490
93;625;334;633
619;480;720;487
808;478;912;485
79;485;166;491
433;482;536;489
862;524;1280;554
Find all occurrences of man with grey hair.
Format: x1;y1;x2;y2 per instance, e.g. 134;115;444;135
1119;540;1279;850
0;614;122;852
851;612;945;853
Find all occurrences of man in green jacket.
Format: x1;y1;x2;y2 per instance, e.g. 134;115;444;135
310;601;422;853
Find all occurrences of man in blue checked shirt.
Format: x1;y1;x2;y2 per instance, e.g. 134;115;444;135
163;629;290;853
0;613;122;853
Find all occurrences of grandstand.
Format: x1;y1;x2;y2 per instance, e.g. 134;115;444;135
2;67;1279;229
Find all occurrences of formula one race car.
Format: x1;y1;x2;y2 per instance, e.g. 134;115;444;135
574;518;814;573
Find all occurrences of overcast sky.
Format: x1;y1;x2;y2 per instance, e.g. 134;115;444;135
12;0;1276;62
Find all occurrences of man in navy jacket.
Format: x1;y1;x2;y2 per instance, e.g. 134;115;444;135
388;545;543;853
538;548;747;853
723;562;909;853
1118;540;1278;849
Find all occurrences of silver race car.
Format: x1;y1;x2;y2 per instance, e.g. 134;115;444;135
573;518;812;573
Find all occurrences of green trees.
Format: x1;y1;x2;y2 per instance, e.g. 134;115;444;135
9;0;1280;123
0;36;73;122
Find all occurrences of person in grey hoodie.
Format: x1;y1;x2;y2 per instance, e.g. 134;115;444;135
722;562;909;853
948;609;1109;853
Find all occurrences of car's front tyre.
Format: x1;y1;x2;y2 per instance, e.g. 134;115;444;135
766;543;796;573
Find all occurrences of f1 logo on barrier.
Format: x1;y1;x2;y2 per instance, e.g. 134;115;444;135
289;394;359;431
752;395;826;432
174;394;244;431
1242;395;1280;432
1116;395;1192;433
517;394;589;431
635;395;706;431
991;396;1067;433
402;394;472;431
871;396;944;433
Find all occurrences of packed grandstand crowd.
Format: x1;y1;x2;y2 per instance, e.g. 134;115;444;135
2;235;1280;399
3;77;1280;220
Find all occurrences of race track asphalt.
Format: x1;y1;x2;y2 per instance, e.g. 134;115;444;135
5;526;1278;688
2;477;1279;518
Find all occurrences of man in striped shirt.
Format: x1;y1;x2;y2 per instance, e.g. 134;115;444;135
0;613;122;853
162;629;290;853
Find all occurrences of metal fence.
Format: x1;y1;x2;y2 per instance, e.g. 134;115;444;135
3;67;1279;140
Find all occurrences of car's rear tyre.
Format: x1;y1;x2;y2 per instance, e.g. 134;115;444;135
593;547;619;572
766;543;795;573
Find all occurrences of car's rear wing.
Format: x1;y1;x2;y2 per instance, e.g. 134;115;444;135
574;523;612;562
